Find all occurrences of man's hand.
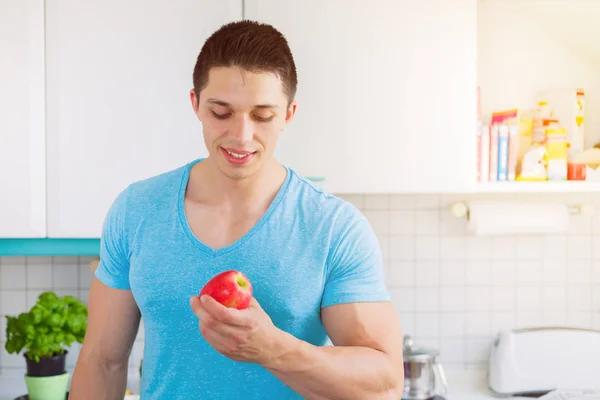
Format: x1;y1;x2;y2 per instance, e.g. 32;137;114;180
190;295;285;365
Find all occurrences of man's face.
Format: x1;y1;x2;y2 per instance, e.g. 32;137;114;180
190;66;296;180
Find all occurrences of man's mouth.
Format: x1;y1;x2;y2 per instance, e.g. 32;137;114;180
225;149;253;159
220;147;257;165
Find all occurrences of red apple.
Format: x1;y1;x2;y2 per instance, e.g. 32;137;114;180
199;270;253;310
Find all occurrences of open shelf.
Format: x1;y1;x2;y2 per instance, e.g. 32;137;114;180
475;181;600;193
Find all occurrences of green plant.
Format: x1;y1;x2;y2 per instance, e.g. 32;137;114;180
4;292;88;363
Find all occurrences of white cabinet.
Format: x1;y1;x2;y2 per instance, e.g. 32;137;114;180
245;0;478;193
44;0;242;237
0;0;46;238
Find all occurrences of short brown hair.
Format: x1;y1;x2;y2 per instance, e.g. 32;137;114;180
193;20;298;104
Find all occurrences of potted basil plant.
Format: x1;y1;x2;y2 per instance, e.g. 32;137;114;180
4;292;88;400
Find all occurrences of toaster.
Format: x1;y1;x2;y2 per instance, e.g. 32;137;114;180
488;327;600;396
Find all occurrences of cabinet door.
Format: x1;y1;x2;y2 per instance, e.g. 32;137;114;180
0;0;46;238
246;0;477;193
45;0;242;237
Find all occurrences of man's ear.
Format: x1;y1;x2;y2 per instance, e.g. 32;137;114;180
285;101;297;125
190;89;202;121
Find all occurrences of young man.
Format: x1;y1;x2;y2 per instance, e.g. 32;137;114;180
70;20;404;399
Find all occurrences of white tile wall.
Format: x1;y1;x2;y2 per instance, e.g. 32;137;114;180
342;192;600;367
1;192;599;375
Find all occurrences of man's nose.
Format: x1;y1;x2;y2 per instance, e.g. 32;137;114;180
229;115;253;144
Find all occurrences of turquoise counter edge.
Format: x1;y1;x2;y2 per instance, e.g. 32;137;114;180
0;239;100;256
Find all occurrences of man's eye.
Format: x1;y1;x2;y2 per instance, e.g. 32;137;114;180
253;115;274;123
211;111;231;120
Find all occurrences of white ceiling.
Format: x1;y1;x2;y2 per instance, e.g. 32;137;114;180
493;0;600;72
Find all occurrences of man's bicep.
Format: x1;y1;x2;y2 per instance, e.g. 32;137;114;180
321;302;403;363
80;278;141;365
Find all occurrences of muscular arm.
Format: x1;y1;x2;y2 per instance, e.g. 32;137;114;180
265;301;404;400
70;278;141;400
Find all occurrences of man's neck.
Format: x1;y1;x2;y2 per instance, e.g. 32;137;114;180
186;157;287;208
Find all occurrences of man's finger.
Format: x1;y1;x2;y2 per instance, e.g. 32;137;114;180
190;296;200;308
190;296;213;322
200;295;250;327
207;318;246;342
249;297;261;309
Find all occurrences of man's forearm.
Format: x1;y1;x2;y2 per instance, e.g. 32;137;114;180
264;331;404;400
69;355;128;400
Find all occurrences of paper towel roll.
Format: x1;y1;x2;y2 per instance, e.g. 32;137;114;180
466;200;570;236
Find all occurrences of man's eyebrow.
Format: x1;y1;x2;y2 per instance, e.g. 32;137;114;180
207;98;230;107
207;98;279;109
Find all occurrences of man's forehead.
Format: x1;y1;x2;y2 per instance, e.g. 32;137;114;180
206;66;282;88
202;67;287;107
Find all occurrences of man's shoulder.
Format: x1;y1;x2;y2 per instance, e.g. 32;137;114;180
121;160;191;202
286;168;365;226
107;160;193;221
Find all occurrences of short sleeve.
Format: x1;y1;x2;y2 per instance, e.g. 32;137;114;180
94;187;132;290
321;203;391;308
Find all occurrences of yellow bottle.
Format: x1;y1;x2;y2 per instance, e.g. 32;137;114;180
546;126;568;181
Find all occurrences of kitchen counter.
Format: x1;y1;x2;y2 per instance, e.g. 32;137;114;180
440;366;528;400
0;366;529;400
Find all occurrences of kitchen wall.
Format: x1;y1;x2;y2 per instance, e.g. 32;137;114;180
344;192;600;367
1;192;600;377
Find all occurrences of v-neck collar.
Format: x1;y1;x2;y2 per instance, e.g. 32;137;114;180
177;158;292;257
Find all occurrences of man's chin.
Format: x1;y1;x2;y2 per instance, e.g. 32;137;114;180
217;157;262;180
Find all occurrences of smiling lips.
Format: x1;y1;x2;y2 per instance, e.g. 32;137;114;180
220;147;256;165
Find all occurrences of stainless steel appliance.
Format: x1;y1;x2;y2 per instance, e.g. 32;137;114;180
402;335;448;400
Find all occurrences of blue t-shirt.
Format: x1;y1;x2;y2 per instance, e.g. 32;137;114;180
95;158;390;399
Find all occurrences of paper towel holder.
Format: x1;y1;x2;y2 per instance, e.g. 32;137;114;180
448;202;596;218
